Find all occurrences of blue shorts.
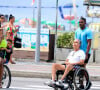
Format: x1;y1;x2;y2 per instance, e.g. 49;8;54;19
5;59;9;64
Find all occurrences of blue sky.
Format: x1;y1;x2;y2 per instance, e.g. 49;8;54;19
0;0;100;30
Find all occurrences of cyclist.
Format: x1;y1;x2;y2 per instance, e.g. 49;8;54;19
0;28;7;88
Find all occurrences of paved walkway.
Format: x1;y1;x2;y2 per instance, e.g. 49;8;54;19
7;61;100;80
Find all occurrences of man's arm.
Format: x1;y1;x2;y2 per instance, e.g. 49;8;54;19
71;60;84;65
86;29;92;57
5;48;11;53
1;48;11;53
86;39;91;59
65;59;70;65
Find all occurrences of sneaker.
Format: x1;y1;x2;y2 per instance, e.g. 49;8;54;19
44;80;56;86
56;80;63;85
56;80;64;87
10;61;16;64
56;80;68;88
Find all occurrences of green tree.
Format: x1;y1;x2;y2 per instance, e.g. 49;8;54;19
57;32;74;48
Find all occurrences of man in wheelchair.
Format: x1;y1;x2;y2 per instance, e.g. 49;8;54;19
45;39;91;89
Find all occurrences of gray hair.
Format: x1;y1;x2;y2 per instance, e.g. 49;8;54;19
74;39;81;44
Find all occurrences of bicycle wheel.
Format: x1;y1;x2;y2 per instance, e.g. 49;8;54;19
73;68;90;90
2;65;11;88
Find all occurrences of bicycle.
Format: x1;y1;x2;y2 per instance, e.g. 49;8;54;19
2;64;11;88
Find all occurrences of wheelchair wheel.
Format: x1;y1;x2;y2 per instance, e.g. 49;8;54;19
73;68;90;90
2;65;11;88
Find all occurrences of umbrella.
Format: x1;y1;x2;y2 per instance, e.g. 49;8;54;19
30;18;37;22
64;15;75;20
19;18;27;24
63;3;78;8
41;20;47;24
59;3;79;30
19;18;36;28
46;21;55;26
46;22;63;26
59;3;79;20
15;19;20;23
30;18;47;24
27;18;36;27
67;20;79;26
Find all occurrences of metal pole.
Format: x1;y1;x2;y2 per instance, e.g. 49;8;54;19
72;0;77;30
32;6;35;28
93;49;95;62
54;0;58;63
92;6;94;23
35;0;41;63
70;9;71;31
33;7;35;20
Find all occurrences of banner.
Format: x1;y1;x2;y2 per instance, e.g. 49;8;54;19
87;8;100;17
92;32;100;49
18;28;49;52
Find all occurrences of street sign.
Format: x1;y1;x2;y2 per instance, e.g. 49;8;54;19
84;0;100;6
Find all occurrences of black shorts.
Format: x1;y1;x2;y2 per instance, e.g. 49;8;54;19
84;54;91;64
62;63;67;68
0;50;5;59
73;65;84;70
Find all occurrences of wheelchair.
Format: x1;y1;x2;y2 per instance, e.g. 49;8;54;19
54;65;91;90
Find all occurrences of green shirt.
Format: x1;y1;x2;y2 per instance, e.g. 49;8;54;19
7;27;15;33
0;39;7;48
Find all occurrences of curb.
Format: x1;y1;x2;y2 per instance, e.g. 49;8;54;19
11;71;51;78
11;71;100;81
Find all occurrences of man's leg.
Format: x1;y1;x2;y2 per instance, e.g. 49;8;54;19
52;63;65;81
45;63;65;86
56;64;73;87
0;58;3;88
61;64;73;81
9;54;16;64
84;54;92;89
84;54;91;67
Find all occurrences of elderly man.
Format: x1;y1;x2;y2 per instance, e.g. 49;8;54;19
45;39;85;86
